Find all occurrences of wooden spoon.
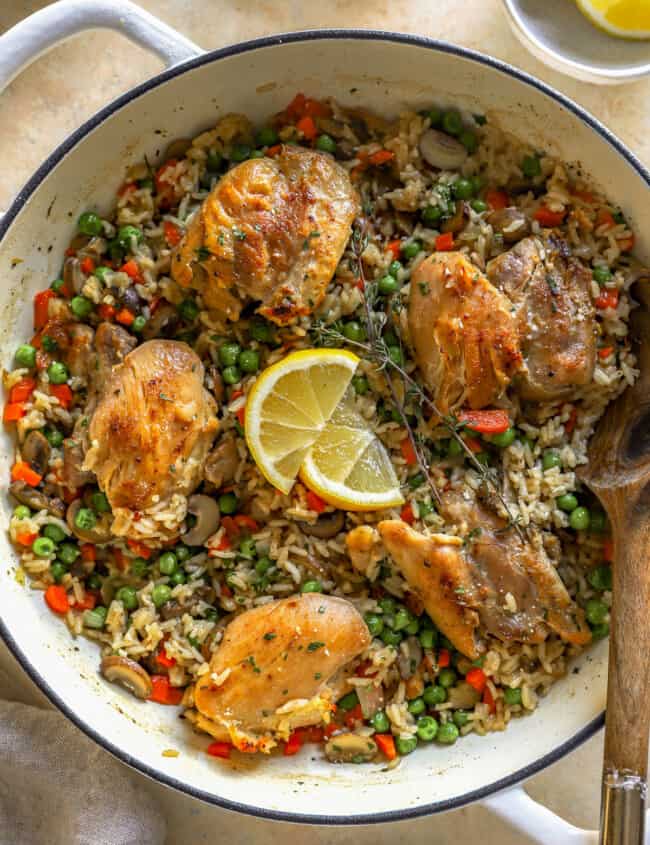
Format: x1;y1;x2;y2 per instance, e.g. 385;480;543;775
581;278;650;845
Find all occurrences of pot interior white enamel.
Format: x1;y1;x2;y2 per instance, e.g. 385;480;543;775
0;33;646;823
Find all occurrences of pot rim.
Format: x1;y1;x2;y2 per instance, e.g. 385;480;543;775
1;27;642;824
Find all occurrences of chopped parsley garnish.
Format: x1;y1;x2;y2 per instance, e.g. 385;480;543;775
307;641;325;652
232;227;247;241
302;230;321;250
196;246;211;260
263;632;277;641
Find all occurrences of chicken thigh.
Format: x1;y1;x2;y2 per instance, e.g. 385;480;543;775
171;145;360;325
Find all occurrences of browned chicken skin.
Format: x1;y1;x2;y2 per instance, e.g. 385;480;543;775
194;594;370;752
486;236;596;401
375;491;590;659
83;339;218;539
171;145;360;325
408;252;524;413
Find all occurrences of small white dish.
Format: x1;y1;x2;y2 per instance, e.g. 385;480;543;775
502;0;650;84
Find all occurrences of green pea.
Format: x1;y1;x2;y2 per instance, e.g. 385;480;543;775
47;361;69;385
230;144;251;162
15;344;36;368
203;607;219;622
442;110;463;136
86;572;102;590
352;375;369;395
77;212;103;236
370;710;390;733
437;721;460;744
521;155;542;178
452;178;474;200
116;585;138;611
249;319;274;343
94;265;111;284
388;260;402;278
131;315;147;333
13;505;31;520
130;557;148;578
255;556;273;575
438;668;457;688
569;506;591;532
301;579;322;594
222;366;241;385
542;450;561;470
159;551;178;575
70;296;93;319
41;335;57;354
453;710;470;727
43;523;66;544
393;608;412;632
503;686;522;706
219;342;242;367
401;240;422;260
591;622;610;640
471;198;488;213
315;134;337;154
50;561;67;582
459;130;478;153
423;684;447;706
138;178;153;190
378;597;396;615
365;613;384;637
588;565;612;592
387;346;403;366
170;570;186;586
419;628;437;650
174;545;190;563
206;149;223;172
50;279;65;293
593;266;612;286
152;584;172;607
381;628;403;647
421;205;443;226
179;299;199;322
489;427;516;448
428;106;442;127
556;493;578;513
586;598;608;626
338;691;359;712
33;537;55;557
44;428;64;448
239;350;260;373
108;240;124;264
58;543;80;565
417;715;439;741
117;225;143;250
378;275;400;296
418;501;435;519
83;606;108;629
589;510;608;534
395;736;418;755
218;492;238;514
408;697;426;716
343;321;365;343
447;438;463;457
74;508;96;531
91;491;111;513
256;126;278;147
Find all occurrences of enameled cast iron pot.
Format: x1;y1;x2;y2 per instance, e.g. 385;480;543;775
1;3;648;842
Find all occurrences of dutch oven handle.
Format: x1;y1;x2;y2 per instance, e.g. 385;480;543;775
0;0;203;94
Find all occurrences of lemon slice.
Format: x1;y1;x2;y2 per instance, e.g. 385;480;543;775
244;348;360;493
299;396;404;512
576;0;650;39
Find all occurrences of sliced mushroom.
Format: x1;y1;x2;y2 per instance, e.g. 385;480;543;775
325;733;378;763
10;480;65;518
22;431;51;478
159;600;186;621
487;207;531;243
142;302;179;340
100;655;153;700
67;498;113;544
182;494;220;545
446;681;481;709
204;433;239;487
63;256;86;295
441;200;467;234
419;129;468;171
397;636;423;680
62;438;95;489
298;510;345;539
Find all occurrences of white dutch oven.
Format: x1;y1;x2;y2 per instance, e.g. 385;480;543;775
1;3;648;842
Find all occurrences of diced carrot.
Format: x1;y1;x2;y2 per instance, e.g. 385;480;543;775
34;289;55;331
564;407;578;435
206;741;232;759
215;535;232;552
126;538;152;559
400;437;417;466
11;461;42;487
65;247;77;257
120;259;141;281
233;514;258;533
49;384;73;409
115;308;135;326
4;402;25;422
156;645;176;668
400;503;415;525
296;725;325;744
572;189;595;203
80;543;97;562
235;406;246;426
437;648;451;668
386;239;402;260
306;490;327;514
73;592;97;611
617;234;635;253
163;220;182;247
344;703;364;729
45;584;70;614
458;408;510;434
63;487;80;504
375;733;397;760
16;531;37;546
265;144;282;157
230;389;244;401
435;232;454;252
596;208;615;229
349;164;366;182
463;436;483;453
285;92;307;118
323;722;337;738
483;685;496;714
595;289;619;310
486;189;509;211
118;181;137;198
368;149;394;167
296;115;317;141
10;378;36;403
221;516;239;540
148;675;183;705
465;667;487;693
80;256;95;274
534;206;565;227
283;731;303;756
603;538;614;563
112;547;128;571
97;304;116;321
301;97;330;118
155;160;180;209
598;346;614;360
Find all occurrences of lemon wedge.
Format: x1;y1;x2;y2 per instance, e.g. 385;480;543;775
300;396;404;511
244;348;360;494
576;0;650;39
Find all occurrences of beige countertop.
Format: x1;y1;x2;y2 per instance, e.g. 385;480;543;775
1;1;647;843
